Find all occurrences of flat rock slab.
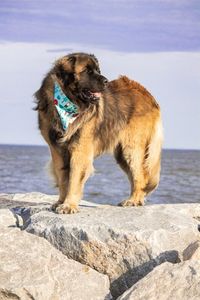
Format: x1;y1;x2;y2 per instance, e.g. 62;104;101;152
8;193;200;298
0;208;111;300
117;260;200;300
0;192;56;209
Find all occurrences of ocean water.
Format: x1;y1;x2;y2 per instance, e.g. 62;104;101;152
0;144;199;205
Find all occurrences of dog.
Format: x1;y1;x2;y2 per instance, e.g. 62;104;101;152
35;52;163;214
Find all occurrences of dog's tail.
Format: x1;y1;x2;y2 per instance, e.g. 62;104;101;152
46;160;59;188
144;113;163;194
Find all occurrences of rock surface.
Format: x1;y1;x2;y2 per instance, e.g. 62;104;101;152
0;197;111;300
5;193;200;298
1;193;200;299
182;240;200;261
117;260;200;300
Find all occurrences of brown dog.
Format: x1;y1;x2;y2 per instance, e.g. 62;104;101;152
35;52;163;214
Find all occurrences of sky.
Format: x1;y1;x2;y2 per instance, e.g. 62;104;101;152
0;0;200;149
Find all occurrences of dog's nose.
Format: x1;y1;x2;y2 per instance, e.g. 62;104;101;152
102;77;108;85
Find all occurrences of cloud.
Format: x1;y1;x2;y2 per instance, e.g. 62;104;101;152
0;0;199;52
46;48;74;53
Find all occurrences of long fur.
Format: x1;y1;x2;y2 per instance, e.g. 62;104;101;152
35;53;163;213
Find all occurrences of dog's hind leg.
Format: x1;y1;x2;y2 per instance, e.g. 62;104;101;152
47;159;59;187
114;143;147;206
115;115;162;206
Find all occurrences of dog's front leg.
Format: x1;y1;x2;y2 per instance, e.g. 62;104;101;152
55;150;94;214
48;145;70;211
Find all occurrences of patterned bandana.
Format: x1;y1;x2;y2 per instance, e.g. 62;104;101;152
54;82;79;130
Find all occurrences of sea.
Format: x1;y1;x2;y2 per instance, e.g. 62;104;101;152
0;144;200;205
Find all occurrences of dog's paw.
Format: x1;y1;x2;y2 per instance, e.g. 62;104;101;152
118;199;144;207
55;203;79;214
52;200;63;211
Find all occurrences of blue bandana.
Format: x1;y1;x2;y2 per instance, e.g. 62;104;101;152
54;82;79;130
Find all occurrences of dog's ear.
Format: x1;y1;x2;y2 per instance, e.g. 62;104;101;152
55;64;75;86
67;54;76;69
55;54;77;85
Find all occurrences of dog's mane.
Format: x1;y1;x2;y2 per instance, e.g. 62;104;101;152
109;76;156;100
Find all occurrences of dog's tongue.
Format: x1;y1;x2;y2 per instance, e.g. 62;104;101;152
92;92;101;98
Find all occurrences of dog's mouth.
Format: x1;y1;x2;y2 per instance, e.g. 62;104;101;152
81;89;102;103
82;89;101;101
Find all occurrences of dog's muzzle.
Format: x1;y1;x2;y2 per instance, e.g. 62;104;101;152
81;89;102;103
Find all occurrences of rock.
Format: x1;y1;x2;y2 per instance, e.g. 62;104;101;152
0;192;55;209
0;209;17;228
10;193;200;298
182;240;200;261
0;203;111;300
117;260;200;300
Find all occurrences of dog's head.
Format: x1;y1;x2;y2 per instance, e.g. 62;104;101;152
54;53;108;103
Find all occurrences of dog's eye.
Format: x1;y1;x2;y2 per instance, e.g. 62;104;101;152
87;68;93;74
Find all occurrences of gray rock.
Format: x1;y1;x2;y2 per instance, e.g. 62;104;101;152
0;192;54;210
14;193;200;298
0;205;111;300
117;260;200;300
182;240;200;261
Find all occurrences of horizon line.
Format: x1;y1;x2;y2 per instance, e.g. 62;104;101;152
0;143;199;151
